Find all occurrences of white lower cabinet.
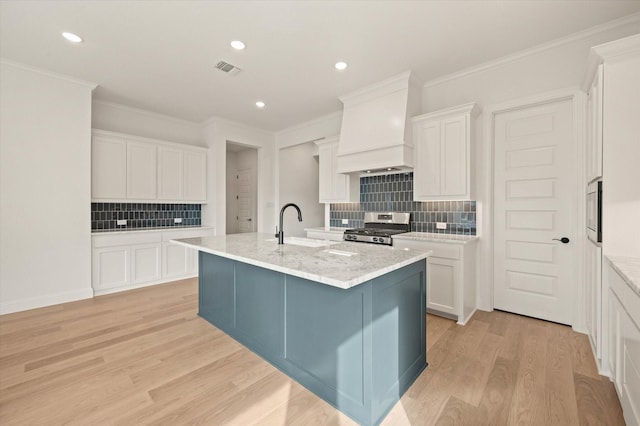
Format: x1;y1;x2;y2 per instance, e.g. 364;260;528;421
392;238;477;325
92;227;214;295
606;261;640;426
92;246;130;291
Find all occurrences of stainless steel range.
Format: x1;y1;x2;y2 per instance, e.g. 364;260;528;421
343;212;411;245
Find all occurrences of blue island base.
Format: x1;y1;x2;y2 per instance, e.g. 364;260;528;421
198;252;427;426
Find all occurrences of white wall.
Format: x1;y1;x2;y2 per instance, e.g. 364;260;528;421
225;151;239;234
278;142;324;237
92;100;203;147
202;118;276;234
0;60;95;314
602;49;640;257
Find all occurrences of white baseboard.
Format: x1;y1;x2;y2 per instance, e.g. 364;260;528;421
0;287;94;315
93;274;198;297
458;308;478;326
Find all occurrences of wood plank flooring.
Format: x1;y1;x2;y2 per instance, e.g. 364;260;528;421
0;278;625;425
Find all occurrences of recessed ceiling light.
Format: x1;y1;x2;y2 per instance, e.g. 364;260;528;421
230;40;245;50
255;101;266;109
62;32;83;43
335;61;348;71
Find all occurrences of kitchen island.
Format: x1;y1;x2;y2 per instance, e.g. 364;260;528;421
172;233;429;426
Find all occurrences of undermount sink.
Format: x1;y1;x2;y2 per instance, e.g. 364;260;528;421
266;237;339;248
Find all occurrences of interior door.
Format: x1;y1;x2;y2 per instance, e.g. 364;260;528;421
493;98;576;325
237;168;254;233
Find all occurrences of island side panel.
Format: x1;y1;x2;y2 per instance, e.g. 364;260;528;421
284;275;373;422
198;251;235;330
371;259;426;423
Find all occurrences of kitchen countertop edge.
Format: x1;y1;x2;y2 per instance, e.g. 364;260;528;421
171;233;430;290
92;225;214;236
605;255;640;297
392;232;479;244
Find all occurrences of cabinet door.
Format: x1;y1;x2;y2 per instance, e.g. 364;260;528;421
427;257;457;315
608;290;621;391
184;151;207;201
93;246;130;290
131;243;161;284
92;135;127;199
127;141;157;199
587;64;604;182
158;147;183;200
441;115;468;197
414;121;441;199
621;310;640;425
162;242;190;278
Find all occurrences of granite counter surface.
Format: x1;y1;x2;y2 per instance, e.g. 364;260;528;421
172;232;430;289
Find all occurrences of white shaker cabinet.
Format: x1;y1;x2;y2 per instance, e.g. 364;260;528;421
92;129;207;203
127;141;157;200
393;237;477;325
605;259;640;426
92;135;127;199
315;137;359;203
92;227;214;295
585;239;603;361
184;150;207;202
412;103;479;201
158;147;184;200
586;63;604;182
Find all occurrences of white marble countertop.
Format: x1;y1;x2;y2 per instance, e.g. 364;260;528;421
605;255;640;297
172;232;430;289
92;225;213;235
392;232;479;245
304;227;351;234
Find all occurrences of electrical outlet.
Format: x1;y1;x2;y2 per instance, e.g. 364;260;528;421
174;218;183;224
436;222;447;230
341;219;349;225
116;219;127;226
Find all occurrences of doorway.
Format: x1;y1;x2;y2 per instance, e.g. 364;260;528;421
492;95;578;325
226;142;257;234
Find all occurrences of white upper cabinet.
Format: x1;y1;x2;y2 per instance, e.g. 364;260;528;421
92;129;207;203
92;135;127;199
586;63;604;182
184;151;207;201
127;141;157;200
316;137;359;203
158;147;184;200
412;103;479;201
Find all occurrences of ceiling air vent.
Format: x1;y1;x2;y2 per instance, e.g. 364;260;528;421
215;60;241;76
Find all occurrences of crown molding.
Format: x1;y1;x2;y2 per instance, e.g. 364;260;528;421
92;99;200;127
423;12;640;89
0;58;98;89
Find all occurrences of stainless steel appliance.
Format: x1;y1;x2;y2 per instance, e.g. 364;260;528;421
343;212;411;245
587;179;602;243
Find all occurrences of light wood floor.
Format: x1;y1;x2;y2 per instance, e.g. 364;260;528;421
0;278;624;425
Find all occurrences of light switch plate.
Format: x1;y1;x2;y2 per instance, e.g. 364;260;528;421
116;219;127;226
436;222;447;230
174;218;183;224
341;219;349;225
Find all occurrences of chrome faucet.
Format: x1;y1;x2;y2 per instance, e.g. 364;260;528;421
276;203;303;244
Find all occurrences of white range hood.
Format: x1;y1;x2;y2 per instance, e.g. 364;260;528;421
336;71;421;174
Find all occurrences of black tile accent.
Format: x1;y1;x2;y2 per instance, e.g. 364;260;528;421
329;172;476;235
91;203;202;231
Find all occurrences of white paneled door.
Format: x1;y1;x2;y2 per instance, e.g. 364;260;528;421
237;168;254;233
493;98;576;325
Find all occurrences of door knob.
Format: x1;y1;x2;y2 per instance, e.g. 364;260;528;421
552;237;570;244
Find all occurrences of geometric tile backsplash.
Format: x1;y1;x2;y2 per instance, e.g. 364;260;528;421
91;203;201;232
330;172;476;235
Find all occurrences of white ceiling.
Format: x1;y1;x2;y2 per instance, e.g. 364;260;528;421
2;1;639;131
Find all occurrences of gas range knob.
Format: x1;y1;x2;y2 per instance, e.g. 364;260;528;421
372;237;378;242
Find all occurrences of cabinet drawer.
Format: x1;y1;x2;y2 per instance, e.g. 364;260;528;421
162;227;215;241
93;232;162;248
393;239;461;259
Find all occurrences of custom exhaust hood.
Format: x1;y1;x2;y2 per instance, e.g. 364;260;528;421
336;71;422;174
